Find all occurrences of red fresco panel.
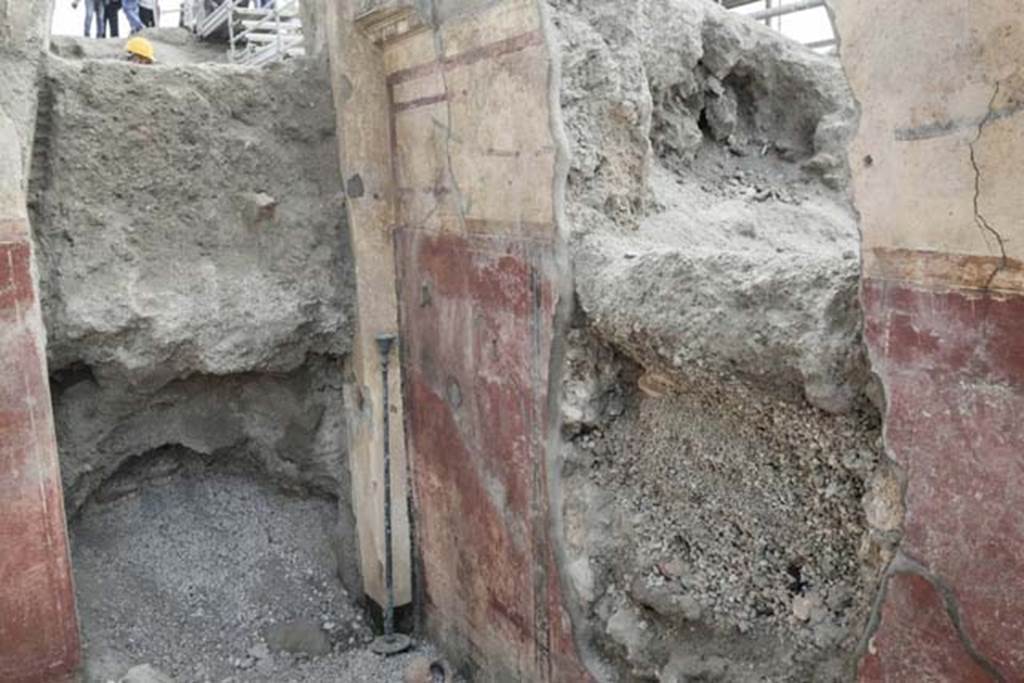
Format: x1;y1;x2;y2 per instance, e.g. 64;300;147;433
860;278;1024;680
396;229;588;682
0;236;80;683
858;573;994;682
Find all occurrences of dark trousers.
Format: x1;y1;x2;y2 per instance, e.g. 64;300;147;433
139;7;155;27
104;2;121;37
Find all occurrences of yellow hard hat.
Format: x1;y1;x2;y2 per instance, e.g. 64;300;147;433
125;37;155;63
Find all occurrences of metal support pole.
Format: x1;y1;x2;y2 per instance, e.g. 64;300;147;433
228;0;236;62
380;336;394;637
805;38;837;49
749;0;824;21
370;333;411;657
274;1;281;61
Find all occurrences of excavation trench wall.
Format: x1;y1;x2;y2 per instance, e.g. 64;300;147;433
26;52;364;592
31;53;355;506
550;1;893;680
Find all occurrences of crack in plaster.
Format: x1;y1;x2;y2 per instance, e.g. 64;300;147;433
968;82;1008;290
854;551;896;670
855;79;1013;680
852;458;909;669
861;552;1008;681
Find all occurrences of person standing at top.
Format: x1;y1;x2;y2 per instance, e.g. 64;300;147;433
121;0;145;33
103;0;122;37
138;0;159;28
72;0;105;38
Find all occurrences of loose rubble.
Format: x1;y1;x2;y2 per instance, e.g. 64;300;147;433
562;334;886;679
72;450;440;683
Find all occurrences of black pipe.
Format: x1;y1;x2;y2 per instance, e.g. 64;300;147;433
375;333;397;638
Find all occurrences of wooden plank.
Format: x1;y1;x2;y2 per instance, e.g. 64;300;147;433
749;0;825;21
242;32;303;44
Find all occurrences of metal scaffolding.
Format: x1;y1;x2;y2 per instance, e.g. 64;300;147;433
719;0;836;52
183;0;306;65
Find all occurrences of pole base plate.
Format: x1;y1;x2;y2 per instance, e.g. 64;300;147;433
370;633;412;656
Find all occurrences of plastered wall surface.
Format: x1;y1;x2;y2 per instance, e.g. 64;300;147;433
0;1;81;680
841;0;1024;288
327;0;589;679
325;0;414;609
834;1;1024;679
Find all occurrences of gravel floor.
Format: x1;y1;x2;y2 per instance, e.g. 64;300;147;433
70;452;439;682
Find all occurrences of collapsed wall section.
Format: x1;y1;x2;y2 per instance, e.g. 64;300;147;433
550;0;895;679
554;0;864;414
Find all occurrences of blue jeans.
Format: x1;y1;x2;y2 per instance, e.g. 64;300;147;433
121;0;144;33
84;0;104;37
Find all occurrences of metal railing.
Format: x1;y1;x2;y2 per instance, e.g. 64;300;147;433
227;0;304;65
186;0;304;65
721;0;836;52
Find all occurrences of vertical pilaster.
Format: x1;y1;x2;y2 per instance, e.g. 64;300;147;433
0;2;81;671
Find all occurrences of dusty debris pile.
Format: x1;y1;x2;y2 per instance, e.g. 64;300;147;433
72;449;384;682
551;0;895;680
69;448;451;683
561;331;885;681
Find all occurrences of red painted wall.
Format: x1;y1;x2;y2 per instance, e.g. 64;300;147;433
859;276;1023;681
396;229;588;681
0;218;80;683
